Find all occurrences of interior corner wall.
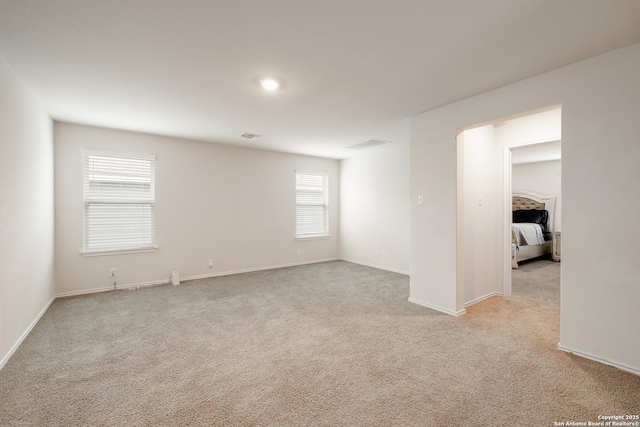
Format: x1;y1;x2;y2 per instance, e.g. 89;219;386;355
54;122;339;295
410;42;640;372
338;128;410;275
461;125;501;306
0;55;55;368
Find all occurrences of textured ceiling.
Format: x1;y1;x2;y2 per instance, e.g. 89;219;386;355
1;0;640;158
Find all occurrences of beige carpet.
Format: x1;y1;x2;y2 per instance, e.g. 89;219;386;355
1;260;638;426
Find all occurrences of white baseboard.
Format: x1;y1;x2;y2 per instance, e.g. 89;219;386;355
0;295;55;371
179;258;340;282
464;292;502;308
56;282;173;298
55;258;340;298
56;286;117;298
408;297;467;316
339;258;410;275
557;344;640;376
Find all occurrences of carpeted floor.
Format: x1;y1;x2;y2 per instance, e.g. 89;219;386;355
1;260;638;426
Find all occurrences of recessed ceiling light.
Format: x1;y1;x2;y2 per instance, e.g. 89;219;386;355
260;78;279;91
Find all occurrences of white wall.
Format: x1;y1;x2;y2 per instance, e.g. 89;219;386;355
456;111;561;307
496;108;562;231
0;55;54;368
512;160;562;231
495;108;561;148
459;125;502;306
410;43;640;373
339;133;410;274
54;123;339;295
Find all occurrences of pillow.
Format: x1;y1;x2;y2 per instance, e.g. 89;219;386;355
513;209;548;233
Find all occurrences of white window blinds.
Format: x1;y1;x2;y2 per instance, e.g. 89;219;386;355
296;172;328;237
83;152;156;253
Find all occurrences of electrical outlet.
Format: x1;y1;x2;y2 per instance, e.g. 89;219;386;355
376;251;381;259
207;259;214;268
296;249;301;256
110;268;117;277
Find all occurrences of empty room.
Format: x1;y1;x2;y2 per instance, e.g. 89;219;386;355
1;1;639;425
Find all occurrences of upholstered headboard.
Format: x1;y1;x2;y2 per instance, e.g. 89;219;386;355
512;196;545;211
512;190;556;232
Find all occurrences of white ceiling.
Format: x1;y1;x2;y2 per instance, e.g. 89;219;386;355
512;141;561;165
1;1;640;159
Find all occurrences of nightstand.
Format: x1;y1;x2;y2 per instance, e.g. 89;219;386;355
552;230;561;261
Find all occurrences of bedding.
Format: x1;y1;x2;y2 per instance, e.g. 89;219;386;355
512;223;546;247
511;191;556;268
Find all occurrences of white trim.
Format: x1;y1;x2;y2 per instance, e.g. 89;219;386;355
56;286;117;298
0;295;55;371
408;297;467;316
464;292;502;308
55;258;340;298
178;258;339;282
339;258;410;275
55;278;172;297
81;246;158;257
82;148;156;161
503;146;513;298
295;234;330;240
82;151;156;253
557;344;640;377
295;169;329;176
295;171;329;238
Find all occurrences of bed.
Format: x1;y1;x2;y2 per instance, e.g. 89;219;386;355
511;190;556;268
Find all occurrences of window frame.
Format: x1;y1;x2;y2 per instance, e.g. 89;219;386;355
295;170;329;239
81;150;157;256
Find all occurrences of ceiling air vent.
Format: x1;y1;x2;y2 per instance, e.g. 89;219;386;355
241;132;261;139
346;138;392;150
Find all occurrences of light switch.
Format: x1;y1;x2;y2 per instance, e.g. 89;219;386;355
417;195;424;205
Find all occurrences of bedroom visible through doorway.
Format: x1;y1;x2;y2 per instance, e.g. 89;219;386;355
456;106;561;308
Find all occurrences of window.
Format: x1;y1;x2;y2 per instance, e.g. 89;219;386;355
83;151;156;254
296;172;329;237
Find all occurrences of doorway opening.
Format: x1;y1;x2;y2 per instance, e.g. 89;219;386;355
456;106;561;307
507;140;561;297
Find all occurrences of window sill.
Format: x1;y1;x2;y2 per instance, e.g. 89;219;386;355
81;246;158;257
295;234;330;240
